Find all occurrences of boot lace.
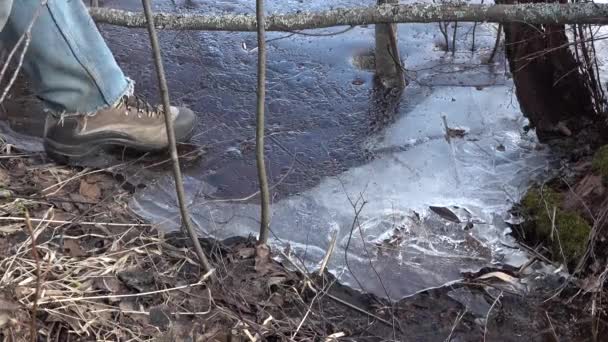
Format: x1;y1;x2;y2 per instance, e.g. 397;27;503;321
118;95;164;119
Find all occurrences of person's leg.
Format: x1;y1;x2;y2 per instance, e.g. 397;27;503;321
0;0;13;33
2;0;131;114
1;0;196;159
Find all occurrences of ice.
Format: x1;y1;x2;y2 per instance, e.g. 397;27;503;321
132;79;554;298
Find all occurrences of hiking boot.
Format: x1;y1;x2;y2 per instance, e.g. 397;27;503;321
43;95;197;158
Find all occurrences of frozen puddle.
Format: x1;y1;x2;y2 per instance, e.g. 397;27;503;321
132;84;553;299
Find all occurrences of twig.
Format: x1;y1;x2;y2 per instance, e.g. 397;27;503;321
444;309;466;342
39;270;214;304
0;0;47;104
23;211;41;342
318;230;338;276
141;0;214;275
279;249;395;329
442;115;460;184
545;311;560;342
483;291;503;341
325;292;394;327
0;33;31;104
452;21;458;56
255;0;271;244
291;285;320;340
343;197;368;292
0;216;151;227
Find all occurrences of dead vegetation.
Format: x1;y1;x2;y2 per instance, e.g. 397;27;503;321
0;145;339;341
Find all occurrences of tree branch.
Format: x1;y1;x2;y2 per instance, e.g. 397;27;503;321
255;0;271;244
23;211;41;342
90;3;608;32
141;0;214;275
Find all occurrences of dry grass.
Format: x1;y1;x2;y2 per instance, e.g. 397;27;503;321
0;217;210;340
0;146;365;341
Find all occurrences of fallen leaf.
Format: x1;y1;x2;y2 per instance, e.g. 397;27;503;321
447;127;467;139
60;201;75;212
0;190;13;199
0;313;7;327
429;206;461;223
476;271;524;293
0;224;21;235
149;304;172;330
236;247;255;259
119;301;151;327
0;168;9;186
63;239;86;257
0;298;19;313
92;276;125;296
11;162;26;178
267;276;287;287
325;332;346;341
117;268;156;292
79;179;101;201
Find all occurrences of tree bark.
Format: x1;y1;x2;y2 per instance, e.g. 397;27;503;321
497;0;601;141
375;0;405;89
89;3;608;31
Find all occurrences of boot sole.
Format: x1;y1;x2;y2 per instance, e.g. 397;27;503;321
44;137;166;159
44;120;197;161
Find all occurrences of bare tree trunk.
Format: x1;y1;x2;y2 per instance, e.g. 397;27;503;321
471;0;484;52
497;0;603;140
471;22;477;52
89;3;608;31
375;0;405;89
438;22;449;51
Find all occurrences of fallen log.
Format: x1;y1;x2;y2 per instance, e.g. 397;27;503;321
89;3;608;31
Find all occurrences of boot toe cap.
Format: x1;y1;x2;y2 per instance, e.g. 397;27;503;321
172;106;197;142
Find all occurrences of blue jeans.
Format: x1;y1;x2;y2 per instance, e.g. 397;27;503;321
0;0;132;114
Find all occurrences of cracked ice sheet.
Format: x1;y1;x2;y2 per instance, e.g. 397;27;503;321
131;85;554;299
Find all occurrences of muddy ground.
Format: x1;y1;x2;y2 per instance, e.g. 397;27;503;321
0;148;605;341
